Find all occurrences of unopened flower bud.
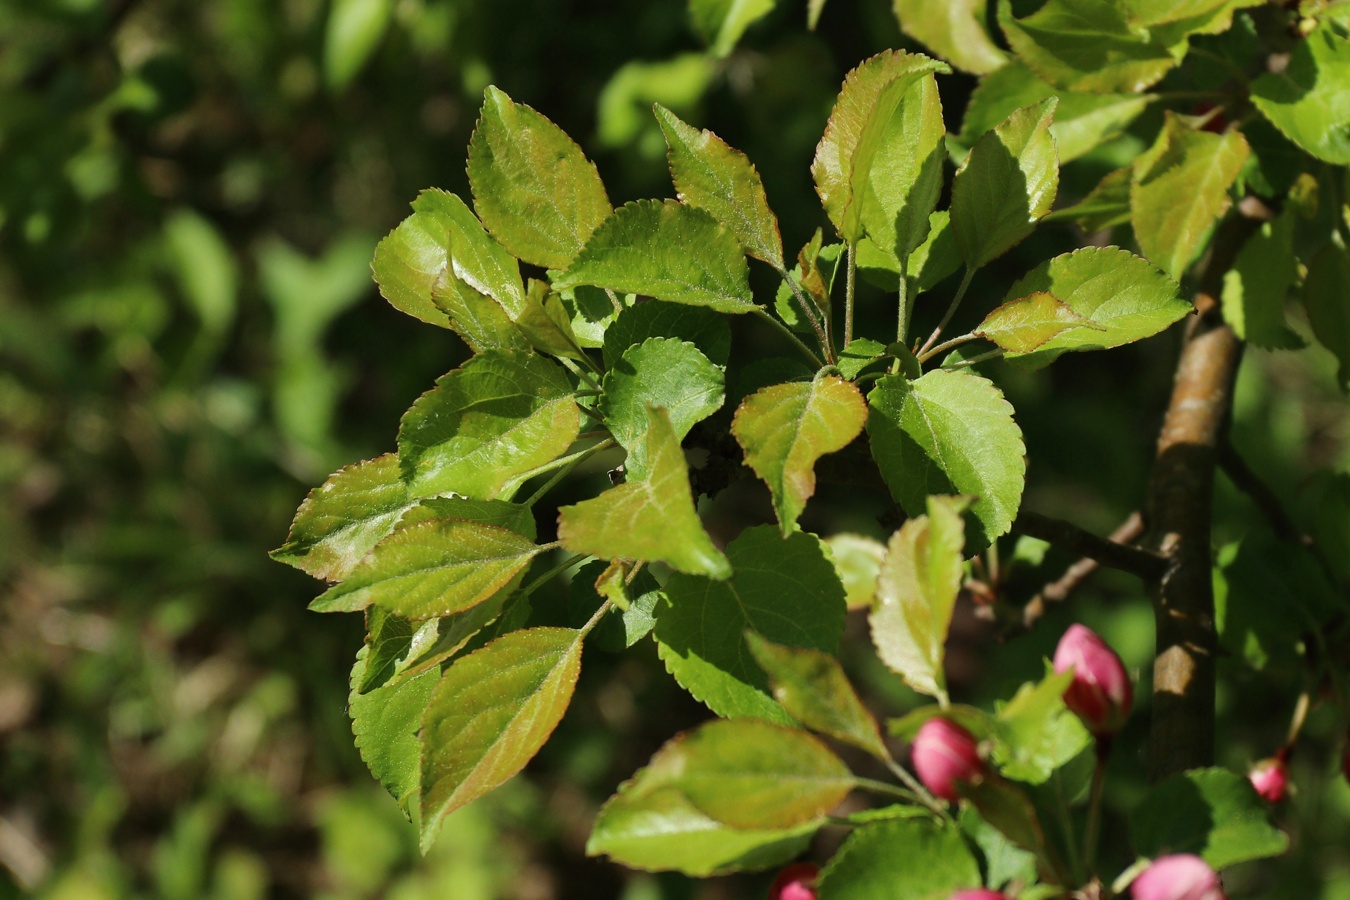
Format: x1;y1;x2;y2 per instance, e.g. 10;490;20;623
1131;854;1225;900
912;717;984;801
1053;623;1133;736
1248;755;1289;803
950;891;1011;900
769;863;819;900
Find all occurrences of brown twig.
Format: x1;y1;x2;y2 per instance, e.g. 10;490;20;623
1014;511;1166;582
1020;512;1148;628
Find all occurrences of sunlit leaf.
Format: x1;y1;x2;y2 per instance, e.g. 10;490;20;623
468;87;612;270
350;645;438;820
893;0;1007;74
419;627;583;851
817;818;980;899
554;200;755;313
429;269;530;353
1220;212;1304;350
732;374;867;533
991;669;1091;784
976;291;1099;354
1251;22;1350;164
689;0;777;57
824;534;887;611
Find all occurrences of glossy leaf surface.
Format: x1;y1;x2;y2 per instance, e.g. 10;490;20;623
893;0;1006;74
1251;23;1350;166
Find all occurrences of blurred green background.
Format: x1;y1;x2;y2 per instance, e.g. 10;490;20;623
1;0;1347;897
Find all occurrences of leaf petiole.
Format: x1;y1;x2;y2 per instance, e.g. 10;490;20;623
752;307;825;368
917;266;974;357
521;438;617;507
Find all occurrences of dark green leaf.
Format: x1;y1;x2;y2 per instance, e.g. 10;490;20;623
1302;243;1350;391
746;632;889;759
817;818;980;900
468;87;612;270
1130;768;1290;869
1001;247;1191;368
349;645;439;820
893;0;1007;74
420;627;583;851
1251;22;1350;165
602;301;732;370
554;200;755;313
1131;114;1249;279
272;453;412;582
398;351;581;499
1220;213;1305;350
558;406;731;578
867;371;1025;549
599;337;724;479
309;518;541;618
869;496;968;701
732;374;867;534
655;104;784;268
951;98;1059;268
657;526;847;722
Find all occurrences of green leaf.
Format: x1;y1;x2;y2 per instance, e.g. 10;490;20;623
835;338;889;381
1001;247;1191;368
602;301;732;370
746;632;889;759
558;406;731;578
808;0;828;29
817;818;981;900
631;719;853;830
867;372;1026;550
893;0;1007;74
373;189;525;329
864;72;947;262
1131;114;1250;279
992;669;1092;784
1251;22;1350;165
951;99;1059;269
599;338;725;479
588;780;818;876
868;496;968;701
1129;768;1290;869
324;0;393;91
514;279;590;362
997;0;1178;94
554;200;755;313
398;351;581;499
398;496;537;539
1220;213;1305;350
272;453;412;582
959;806;1039;891
655;104;784;269
429;269;530;353
1121;0;1261;29
975;291;1100;354
349;645;439;820
958;62;1150;164
572;560;663;652
309;518;541;618
823;534;887;611
1302;243;1350;391
812;51;951;244
356;595;513;695
164;208;237;338
657;526;847;722
777;231;841;331
419;627;583;851
732;374;868;534
467;87;612;270
688;0;777;57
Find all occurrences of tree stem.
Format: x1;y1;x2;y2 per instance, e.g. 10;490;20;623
844;242;857;348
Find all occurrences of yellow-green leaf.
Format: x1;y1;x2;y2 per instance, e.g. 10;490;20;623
976;291;1100;354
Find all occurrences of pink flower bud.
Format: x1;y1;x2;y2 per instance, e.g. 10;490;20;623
769;863;819;900
1248;755;1289;803
950;891;1011;900
1131;854;1225;900
1053;623;1133;736
911;717;984;801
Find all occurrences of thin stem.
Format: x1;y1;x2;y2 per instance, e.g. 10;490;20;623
918;331;982;364
854;777;922;804
752;308;825;368
522;438;617;507
519;552;589;600
560;356;601;390
883;757;952;821
891;256;911;376
940;348;1004;369
1084;740;1110;876
1285;691;1311;748
604;288;624;315
779;265;835;365
580;598;615;636
844;242;858;347
917;267;974;357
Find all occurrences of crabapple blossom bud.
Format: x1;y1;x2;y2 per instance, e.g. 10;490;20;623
912;717;984;801
1053;623;1133;736
1248;755;1289;803
950;891;1011;900
769;863;819;900
1131;854;1225;900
